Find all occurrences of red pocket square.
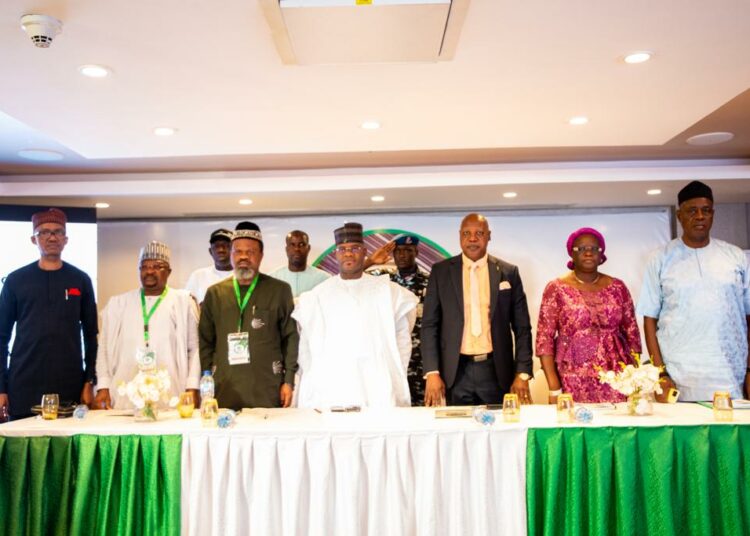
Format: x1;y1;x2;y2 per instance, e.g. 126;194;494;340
68;288;81;296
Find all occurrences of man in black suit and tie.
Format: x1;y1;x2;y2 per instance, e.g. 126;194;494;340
421;213;533;406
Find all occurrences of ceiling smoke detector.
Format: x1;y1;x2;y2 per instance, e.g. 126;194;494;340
20;14;63;48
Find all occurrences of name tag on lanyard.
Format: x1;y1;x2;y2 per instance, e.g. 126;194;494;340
228;332;250;365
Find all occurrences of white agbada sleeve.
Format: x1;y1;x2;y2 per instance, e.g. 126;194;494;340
95;298;117;390
185;296;201;389
291;289;323;408
391;284;418;369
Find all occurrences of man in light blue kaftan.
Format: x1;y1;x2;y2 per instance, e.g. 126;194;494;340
637;181;750;401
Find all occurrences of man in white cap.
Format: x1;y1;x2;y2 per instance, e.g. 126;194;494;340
185;228;234;304
294;222;418;409
94;241;201;409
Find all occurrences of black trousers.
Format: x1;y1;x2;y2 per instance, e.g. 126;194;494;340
447;355;504;405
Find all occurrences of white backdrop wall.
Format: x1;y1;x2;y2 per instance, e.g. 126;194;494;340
99;208;671;400
1;221;98;293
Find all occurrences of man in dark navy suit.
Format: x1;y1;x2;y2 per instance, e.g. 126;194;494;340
421;213;533;406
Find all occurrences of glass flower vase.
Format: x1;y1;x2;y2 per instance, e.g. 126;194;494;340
134;402;159;422
627;391;654;416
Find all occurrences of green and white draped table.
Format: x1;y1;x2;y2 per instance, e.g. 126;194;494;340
1;404;748;536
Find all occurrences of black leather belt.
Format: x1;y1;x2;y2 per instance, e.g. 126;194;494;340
460;353;491;362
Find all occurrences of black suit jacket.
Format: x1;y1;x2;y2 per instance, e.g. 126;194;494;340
421;254;533;391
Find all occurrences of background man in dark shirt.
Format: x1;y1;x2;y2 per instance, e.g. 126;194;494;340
0;208;98;419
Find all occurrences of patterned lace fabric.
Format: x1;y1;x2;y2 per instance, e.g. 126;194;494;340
536;278;642;403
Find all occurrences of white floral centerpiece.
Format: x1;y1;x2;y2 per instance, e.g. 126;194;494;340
597;352;664;415
117;368;178;422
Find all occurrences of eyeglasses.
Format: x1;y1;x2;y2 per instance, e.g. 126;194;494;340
35;229;66;239
572;246;602;254
683;206;714;217
139;263;169;272
335;245;363;255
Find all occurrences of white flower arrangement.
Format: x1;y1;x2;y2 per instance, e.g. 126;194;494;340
597;352;664;397
117;368;178;419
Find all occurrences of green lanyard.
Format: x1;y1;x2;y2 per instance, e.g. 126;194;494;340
141;286;169;346
233;275;259;331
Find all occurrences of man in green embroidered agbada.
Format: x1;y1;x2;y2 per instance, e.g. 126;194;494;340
198;222;299;410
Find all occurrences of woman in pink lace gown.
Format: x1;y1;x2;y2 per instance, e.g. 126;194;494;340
536;228;641;403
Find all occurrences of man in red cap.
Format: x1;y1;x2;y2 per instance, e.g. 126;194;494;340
0;208;98;419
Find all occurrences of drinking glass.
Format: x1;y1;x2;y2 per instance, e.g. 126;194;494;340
556;393;575;423
41;393;59;420
713;391;733;422
178;392;195;418
200;398;219;427
502;393;520;423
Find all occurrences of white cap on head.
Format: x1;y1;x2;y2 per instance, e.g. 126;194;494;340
139;240;170;265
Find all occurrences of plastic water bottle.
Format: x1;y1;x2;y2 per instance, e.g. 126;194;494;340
73;404;89;419
472;406;496;426
574;406;594;424
199;370;215;400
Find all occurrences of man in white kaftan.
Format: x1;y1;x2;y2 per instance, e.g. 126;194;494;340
293;223;418;409
268;230;330;302
637;181;750;401
95;241;201;409
185;228;234;304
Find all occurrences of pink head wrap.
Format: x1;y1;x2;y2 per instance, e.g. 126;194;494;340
566;227;606;270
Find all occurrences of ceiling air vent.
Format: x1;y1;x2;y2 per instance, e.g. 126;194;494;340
261;0;469;65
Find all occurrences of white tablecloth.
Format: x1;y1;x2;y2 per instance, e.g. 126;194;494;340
182;408;528;536
2;403;748;536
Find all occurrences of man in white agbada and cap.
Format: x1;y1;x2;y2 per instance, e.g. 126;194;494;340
293;223;418;409
94;241;201;409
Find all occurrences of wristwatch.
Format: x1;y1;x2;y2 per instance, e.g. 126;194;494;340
518;373;531;381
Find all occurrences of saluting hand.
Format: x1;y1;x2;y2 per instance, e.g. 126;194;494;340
368;241;396;266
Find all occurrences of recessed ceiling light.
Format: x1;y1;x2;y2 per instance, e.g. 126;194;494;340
361;121;381;130
18;149;64;161
79;64;110;78
503;192;518;199
647;189;662;196
238;198;253;206
95;202;110;209
568;116;589;126
624;52;652;64
686;132;734;146
153;127;177;136
370;195;385;202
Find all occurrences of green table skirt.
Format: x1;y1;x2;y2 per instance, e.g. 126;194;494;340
526;425;750;536
0;434;181;536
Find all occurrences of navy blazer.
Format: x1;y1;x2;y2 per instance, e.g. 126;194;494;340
421;254;533;391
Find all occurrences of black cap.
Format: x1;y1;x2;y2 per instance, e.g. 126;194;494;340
232;221;263;244
210;228;233;244
678;181;713;205
334;222;364;245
